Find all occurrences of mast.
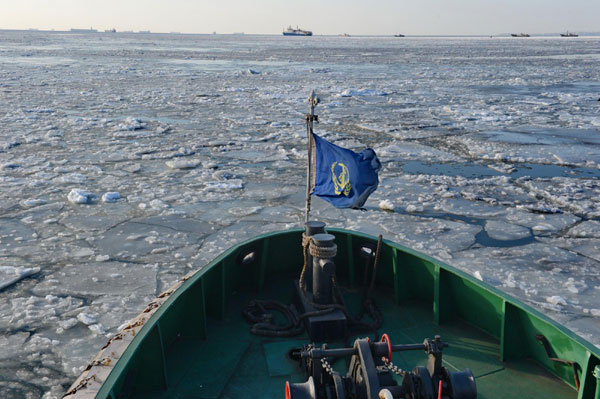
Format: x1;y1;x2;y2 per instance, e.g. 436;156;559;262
305;90;319;223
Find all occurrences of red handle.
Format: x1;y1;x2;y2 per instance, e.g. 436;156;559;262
380;333;392;361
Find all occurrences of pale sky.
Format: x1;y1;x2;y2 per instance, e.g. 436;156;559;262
1;0;598;36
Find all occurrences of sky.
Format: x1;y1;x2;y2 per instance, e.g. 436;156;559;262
1;0;598;36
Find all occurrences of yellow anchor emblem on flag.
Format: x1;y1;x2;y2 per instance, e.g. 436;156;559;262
331;162;351;196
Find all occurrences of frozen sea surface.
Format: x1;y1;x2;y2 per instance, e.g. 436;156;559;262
1;31;599;398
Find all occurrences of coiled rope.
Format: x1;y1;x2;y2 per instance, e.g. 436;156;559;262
243;234;384;337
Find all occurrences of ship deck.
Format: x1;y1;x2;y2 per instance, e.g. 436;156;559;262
137;283;575;399
68;229;598;399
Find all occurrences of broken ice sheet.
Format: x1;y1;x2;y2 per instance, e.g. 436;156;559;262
376;142;461;162
484;220;530;241
566;220;600;238
542;236;600;264
92;216;212;260
32;261;158;297
0;266;41;291
2;32;600;399
451;243;600;330
461;128;600;168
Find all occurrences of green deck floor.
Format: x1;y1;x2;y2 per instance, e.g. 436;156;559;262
138;281;576;399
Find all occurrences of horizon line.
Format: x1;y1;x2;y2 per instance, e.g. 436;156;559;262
2;28;600;37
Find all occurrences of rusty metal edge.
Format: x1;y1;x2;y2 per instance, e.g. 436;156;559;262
62;271;193;398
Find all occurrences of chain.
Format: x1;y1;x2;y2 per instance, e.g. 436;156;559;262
321;358;334;376
382;357;405;375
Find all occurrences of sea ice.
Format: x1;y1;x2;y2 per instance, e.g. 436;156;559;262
67;189;96;204
57;318;78;331
116;117;145;131
405;204;422;213
76;312;97;326
546;296;567;307
2;32;600;399
339;88;389;97
204;179;244;191
87;323;106;335
0;266;41;291
378;199;395;211
567;221;600;238
165;159;201;169
20;198;47;208
484;220;530;241
375;143;460;162
56;173;88;184
102;192;120;203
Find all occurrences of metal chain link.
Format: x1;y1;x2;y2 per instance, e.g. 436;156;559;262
321;358;334;376
382;357;406;375
323;356;404;378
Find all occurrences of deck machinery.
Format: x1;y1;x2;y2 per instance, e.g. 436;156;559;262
247;221;478;399
287;335;476;399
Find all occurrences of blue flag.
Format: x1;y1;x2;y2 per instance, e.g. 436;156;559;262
311;133;381;209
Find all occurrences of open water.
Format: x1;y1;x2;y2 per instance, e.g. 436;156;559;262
0;31;599;398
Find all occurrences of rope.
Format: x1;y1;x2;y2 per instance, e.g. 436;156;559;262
305;107;313;223
299;233;310;291
309;242;337;259
242;300;304;337
243;234;384;337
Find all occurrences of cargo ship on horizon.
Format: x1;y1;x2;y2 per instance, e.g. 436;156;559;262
283;26;312;36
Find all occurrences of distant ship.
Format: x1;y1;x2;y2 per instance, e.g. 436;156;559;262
560;31;578;37
283;26;312;36
339;33;350;37
104;28;116;33
511;33;530;37
394;33;405;37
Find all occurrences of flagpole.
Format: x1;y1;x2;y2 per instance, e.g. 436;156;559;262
305;90;319;224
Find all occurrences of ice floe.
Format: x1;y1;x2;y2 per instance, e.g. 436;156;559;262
339;88;389;97
484;220;530;241
165;159;201;169
67;189;96;204
546;295;567;307
102;192;120;203
379;199;395;211
0;266;41;291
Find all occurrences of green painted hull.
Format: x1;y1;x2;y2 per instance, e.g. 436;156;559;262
66;229;600;399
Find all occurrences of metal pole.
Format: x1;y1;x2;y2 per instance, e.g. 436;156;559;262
305;90;318;224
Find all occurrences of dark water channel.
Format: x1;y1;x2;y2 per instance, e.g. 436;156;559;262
401;160;600;179
423;212;536;248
